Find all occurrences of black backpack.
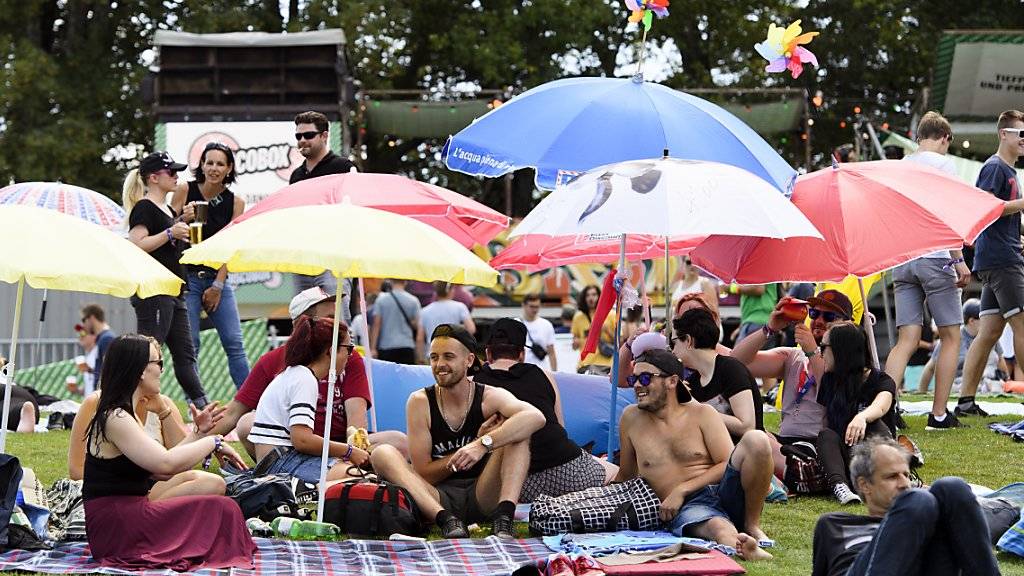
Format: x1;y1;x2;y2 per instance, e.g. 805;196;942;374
225;473;312;521
322;479;422;537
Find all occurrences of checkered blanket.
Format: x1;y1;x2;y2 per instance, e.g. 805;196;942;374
0;536;549;576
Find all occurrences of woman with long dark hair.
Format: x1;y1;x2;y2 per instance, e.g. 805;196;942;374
814;323;898;505
249;316;369;483
171;142;249;389
83;334;255;571
123;152;208;408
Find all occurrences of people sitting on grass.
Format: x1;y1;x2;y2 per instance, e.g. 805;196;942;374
82;334;255;571
730;290;853;479
812;436;1000;575
0;357;38;434
473;318;611;502
369;324;545;539
615;349;773;561
69;388;244;500
916;298;1008;401
248;316;370;483
814;323;898;505
207;287;407;461
672;308;764;442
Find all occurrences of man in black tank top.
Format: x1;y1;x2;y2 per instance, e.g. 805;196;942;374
369;324;545;539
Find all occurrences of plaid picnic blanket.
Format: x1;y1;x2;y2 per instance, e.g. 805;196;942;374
0;536;549;576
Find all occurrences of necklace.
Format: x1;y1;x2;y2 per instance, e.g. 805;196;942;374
437;381;474;434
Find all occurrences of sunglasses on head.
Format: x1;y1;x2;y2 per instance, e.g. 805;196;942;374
1001;128;1024;139
295;130;323;141
204;141;231;152
807;308;845;322
626;371;670;387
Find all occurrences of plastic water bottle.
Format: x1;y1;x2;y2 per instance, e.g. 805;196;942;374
270;516;341;539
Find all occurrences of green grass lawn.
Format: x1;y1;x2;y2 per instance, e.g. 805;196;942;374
4;410;1024;576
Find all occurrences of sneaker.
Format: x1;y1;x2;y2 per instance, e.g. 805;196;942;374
925;411;966;430
545;553;575;576
573;554;605;576
897;434;925;467
954;402;989;417
491;513;515;540
439;515;469;539
833;483;862;505
46;412;64;431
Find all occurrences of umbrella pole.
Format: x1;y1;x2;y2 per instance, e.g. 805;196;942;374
316;283;344;522
664;238;672;343
879;271;896;351
32;289;47;386
857;277;881;369
607;235;626;462
358;279;378;432
0;278;25;453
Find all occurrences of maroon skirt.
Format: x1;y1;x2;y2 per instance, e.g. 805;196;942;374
84;494;256;571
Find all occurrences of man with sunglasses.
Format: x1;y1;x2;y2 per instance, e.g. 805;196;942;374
884;111;969;430
957;109;1024;419
289;110;358;319
369;324;545;539
616;349;773;561
731;289;854;477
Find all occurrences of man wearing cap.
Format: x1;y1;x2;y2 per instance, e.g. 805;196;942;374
473;318;608;502
730;290;854;477
206;287;407;460
616;349;773;561
369;324;545;539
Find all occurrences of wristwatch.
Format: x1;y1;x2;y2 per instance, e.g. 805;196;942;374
480;434;494;453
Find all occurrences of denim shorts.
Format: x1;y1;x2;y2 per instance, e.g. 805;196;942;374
264;448;339;484
893;258;962;327
667;455;746;536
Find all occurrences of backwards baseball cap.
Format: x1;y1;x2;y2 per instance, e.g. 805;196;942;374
138;151;188;178
634;349;686;380
288;287;336;320
808;289;854;320
431;324;483;373
962;298;981;320
486;317;527;349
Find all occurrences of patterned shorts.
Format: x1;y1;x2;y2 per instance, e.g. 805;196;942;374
519;449;607;503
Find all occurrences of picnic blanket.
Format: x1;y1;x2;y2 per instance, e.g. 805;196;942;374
0;536;549;576
543;531;736;557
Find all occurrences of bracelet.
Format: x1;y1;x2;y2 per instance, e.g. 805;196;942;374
202;436;223;470
211;280;225;290
804;348;819;359
343;444;354;462
762;325;778;338
165;228;173;243
943;257;966;270
157;407;172;420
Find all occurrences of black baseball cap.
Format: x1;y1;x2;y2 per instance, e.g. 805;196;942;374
139;151;187;178
431;323;483;373
487;318;527;349
634;349;686;379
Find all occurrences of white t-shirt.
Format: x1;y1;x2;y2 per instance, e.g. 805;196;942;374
249;365;318;448
904;151;959;260
421;299;471;342
521;316;556;369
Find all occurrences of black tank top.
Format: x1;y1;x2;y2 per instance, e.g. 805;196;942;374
426;383;488;480
83;452;155;501
186;181;235;274
474;363;581;473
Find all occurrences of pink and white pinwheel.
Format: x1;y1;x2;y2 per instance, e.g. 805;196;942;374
755;19;819;79
625;0;669;31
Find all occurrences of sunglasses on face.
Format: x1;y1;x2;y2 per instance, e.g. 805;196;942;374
807;308;845;322
626;372;670;387
339;344;355;354
295;130;323;141
1001;128;1024;139
148;359;164;371
819;343;831;354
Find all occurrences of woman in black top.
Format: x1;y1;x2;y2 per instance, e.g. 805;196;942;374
123;151;208;408
170;143;249;389
814;322;897;505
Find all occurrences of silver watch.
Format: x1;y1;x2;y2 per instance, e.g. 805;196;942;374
480;434;494;452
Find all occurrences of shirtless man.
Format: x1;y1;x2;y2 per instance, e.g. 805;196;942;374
370;324;545;538
615;349;773;561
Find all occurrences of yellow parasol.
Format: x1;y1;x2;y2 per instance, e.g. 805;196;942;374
0;205;184;450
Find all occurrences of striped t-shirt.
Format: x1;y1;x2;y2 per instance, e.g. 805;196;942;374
249;364;318;447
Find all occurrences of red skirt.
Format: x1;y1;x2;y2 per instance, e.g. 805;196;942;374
84;494;256;571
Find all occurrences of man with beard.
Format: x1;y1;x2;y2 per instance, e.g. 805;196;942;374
730;290;854;477
289;110;357;318
369;324;545;539
616;349;774;561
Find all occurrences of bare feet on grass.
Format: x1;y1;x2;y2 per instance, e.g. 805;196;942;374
746;525;770;543
736;533;773;561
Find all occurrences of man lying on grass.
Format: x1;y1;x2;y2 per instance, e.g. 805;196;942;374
370;324;545;539
615;349;774;561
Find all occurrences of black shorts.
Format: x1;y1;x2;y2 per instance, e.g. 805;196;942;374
977;265;1024;319
436;477;486;524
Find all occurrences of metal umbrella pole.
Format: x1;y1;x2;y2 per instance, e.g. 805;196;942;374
606;235;626;462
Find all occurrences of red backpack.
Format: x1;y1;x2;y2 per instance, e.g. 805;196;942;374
322;479;423;537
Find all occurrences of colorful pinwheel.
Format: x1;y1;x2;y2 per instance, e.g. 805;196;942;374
625;0;670;31
755;20;819;79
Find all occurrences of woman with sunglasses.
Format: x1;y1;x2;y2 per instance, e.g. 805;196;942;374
82;334;255;570
170;142;250;390
249;315;369;483
123;152;209;409
814;323;898;505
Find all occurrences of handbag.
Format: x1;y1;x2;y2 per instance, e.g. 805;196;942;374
529;478;662;535
322;478;423;538
781;441;826;494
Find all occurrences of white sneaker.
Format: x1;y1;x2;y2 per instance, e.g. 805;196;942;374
833;483;862;505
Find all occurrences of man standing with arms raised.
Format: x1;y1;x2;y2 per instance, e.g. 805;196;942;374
289;110;357;321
